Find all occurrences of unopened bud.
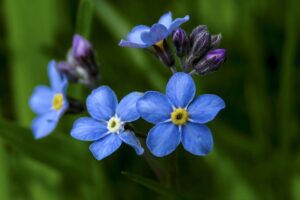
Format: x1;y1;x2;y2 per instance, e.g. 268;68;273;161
153;39;175;67
56;62;79;82
190;25;207;43
72;34;93;60
186;30;211;66
194;49;226;75
172;28;190;57
210;33;222;49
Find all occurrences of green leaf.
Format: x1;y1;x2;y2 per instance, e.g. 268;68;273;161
0;120;89;180
122;171;183;199
0;141;10;200
3;0;64;126
205;150;259;200
76;0;94;38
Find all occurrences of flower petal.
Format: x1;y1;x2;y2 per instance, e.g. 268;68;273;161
140;24;169;46
119;25;150;48
126;25;150;44
168;15;190;33
71;117;109;141
29;86;53;115
118;131;144;155
182;123;213;156
146;122;180;157
158;11;173;28
31;111;58;139
119;40;149;48
48;60;68;92
166;72;195;108
89;134;122;160
116;92;142;122
86;86;118;121
188;94;225;124
137;91;172;124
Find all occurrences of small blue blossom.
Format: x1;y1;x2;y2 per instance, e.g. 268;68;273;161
71;86;144;160
29;61;68;139
119;12;189;48
137;72;225;157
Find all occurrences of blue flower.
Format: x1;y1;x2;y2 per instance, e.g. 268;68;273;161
71;86;144;160
119;12;189;48
29;61;68;139
137;72;225;157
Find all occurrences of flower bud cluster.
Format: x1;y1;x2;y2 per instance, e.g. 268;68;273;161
57;34;100;88
172;25;226;75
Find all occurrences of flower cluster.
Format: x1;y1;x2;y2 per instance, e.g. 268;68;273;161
120;12;226;75
29;12;226;161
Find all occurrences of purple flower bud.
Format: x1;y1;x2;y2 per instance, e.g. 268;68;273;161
189;25;208;43
186;30;211;66
194;48;226;75
172;28;190;57
72;34;93;60
210;33;222;49
61;34;100;88
153;39;175;67
56;62;79;82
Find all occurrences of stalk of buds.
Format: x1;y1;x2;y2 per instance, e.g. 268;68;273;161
57;34;99;88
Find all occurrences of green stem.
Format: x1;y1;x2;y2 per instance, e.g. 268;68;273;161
169;151;179;190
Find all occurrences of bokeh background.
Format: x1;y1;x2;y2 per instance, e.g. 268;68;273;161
0;0;299;199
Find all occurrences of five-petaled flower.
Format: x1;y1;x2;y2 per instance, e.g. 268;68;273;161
137;72;225;157
71;86;144;160
119;11;189;48
29;60;68;139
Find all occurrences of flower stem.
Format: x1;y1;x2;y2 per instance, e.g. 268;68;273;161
169;151;179;190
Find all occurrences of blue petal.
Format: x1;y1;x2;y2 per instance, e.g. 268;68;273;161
126;25;150;44
31;111;58;139
118;130;144;155
71;117;109;141
137;91;172;124
182;122;213;156
86;86;118;121
158;11;173;28
89;134;122;160
188;94;225;124
141;24;169;45
119;40;149;48
116;92;142;122
146;122;180;157
168;15;190;33
166;72;195;108
48;60;68;92
29;86;53;115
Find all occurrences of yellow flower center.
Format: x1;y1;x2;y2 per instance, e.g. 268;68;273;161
171;108;189;125
52;93;64;111
107;116;122;133
155;40;164;49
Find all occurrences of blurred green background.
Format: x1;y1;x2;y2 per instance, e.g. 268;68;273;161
0;0;299;199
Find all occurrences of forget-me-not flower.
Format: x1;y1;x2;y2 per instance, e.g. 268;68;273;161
137;72;225;157
119;12;189;48
71;86;144;160
29;61;68;139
